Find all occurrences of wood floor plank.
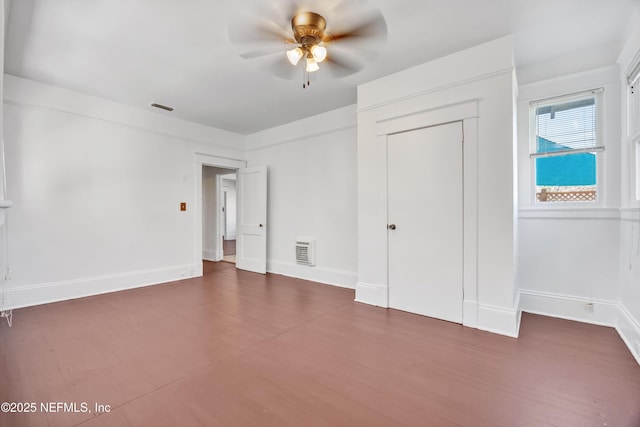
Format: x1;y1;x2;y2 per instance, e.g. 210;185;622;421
0;261;638;427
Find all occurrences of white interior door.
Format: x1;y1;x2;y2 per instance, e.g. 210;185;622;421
388;122;463;323
236;166;267;274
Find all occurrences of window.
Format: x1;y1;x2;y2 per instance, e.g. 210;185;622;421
530;89;604;203
629;60;640;201
636;138;640;201
628;59;640;137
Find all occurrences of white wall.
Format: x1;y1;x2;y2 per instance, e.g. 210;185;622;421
619;210;640;362
245;105;357;288
356;36;519;336
516;66;623;324
3;75;245;308
617;6;640;363
518;216;621;310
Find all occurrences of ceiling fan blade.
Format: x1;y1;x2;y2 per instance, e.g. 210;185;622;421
266;55;300;80
324;0;365;17
228;1;300;62
282;0;300;23
323;9;387;44
250;0;299;33
240;46;286;59
229;21;291;46
324;49;364;78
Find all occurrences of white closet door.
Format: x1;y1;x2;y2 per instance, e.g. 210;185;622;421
388;122;463;323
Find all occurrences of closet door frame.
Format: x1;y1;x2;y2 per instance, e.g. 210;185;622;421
375;100;479;328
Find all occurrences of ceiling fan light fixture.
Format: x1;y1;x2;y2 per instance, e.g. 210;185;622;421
287;47;304;65
306;56;319;72
230;7;387;87
311;45;327;63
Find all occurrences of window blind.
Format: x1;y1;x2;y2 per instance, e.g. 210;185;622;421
530;90;604;158
627;56;640;87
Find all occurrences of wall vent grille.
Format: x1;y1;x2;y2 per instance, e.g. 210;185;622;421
295;237;315;266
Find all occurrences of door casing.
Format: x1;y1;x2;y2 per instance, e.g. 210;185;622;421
194;154;246;275
371;101;479;328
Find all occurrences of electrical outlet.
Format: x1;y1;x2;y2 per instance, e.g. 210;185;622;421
586;302;595;313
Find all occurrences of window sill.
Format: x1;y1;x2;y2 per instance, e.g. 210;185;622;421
518;207;620;219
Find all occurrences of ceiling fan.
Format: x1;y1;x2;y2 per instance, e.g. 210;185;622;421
228;2;387;88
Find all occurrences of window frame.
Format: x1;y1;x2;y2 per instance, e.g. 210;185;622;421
635;137;640;202
629;75;639;138
629;69;640;203
528;89;604;207
626;56;640;204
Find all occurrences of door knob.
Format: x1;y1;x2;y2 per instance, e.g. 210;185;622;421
388;224;396;230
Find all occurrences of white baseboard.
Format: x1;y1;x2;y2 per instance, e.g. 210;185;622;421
519;290;620;327
514;290;523;337
462;299;478;328
518;289;640;365
617;304;640;365
354;287;519;337
354;282;388;307
202;249;218;262
267;260;357;289
477;303;520;338
5;263;199;310
195;260;203;277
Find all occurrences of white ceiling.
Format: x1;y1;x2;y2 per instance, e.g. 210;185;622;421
5;0;639;135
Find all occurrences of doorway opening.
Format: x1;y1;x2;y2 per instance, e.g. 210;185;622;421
195;153;268;276
202;166;237;265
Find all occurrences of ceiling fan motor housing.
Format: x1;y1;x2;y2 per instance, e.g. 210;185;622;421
291;12;326;47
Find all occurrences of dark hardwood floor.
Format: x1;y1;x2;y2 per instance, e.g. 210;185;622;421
1;261;639;426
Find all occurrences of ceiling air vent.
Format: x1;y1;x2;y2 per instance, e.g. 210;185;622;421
295;236;315;266
150;103;174;112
